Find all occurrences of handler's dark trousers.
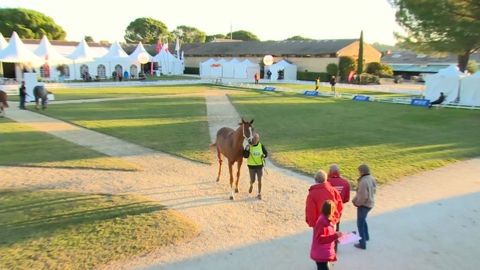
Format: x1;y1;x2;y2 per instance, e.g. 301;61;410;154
249;166;263;194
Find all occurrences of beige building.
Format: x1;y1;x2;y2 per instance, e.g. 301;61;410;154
138;39;381;73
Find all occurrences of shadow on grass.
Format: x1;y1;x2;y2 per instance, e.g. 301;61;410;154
0;190;166;247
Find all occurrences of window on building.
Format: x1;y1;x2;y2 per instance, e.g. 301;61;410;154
97;64;106;78
80;64;89;77
130;65;137;78
115;64;123;74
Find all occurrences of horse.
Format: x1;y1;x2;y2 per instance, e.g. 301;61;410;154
210;118;254;200
33;85;53;111
0;90;8;117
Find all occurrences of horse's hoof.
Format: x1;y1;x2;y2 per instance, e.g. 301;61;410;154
235;188;239;193
216;178;220;182
229;196;234;200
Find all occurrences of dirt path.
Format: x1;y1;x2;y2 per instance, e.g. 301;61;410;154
1;88;479;270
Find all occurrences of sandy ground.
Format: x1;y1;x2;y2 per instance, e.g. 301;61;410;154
1;88;479;270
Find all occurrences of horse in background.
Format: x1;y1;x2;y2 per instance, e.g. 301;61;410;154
33;85;53;111
210;118;254;200
0;90;8;117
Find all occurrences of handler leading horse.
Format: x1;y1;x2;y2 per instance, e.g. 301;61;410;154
210;118;254;200
33;85;53;110
0;90;8;117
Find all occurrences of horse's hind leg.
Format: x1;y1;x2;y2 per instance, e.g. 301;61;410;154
228;161;235;200
235;159;243;193
216;148;223;182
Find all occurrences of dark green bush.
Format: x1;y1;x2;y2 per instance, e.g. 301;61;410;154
338;56;356;82
297;71;330;82
184;67;199;75
356;73;380;84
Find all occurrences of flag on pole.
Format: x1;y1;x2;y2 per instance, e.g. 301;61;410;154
175;38;180;52
164;42;169;53
348;71;355;82
150;56;154;76
44;55;50;78
156;39;162;54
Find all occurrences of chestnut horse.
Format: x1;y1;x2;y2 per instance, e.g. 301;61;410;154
0;90;8;117
210;118;254;200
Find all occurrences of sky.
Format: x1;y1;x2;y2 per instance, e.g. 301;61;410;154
0;0;405;45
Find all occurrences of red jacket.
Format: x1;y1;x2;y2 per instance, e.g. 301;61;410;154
305;182;343;227
310;214;338;263
327;172;351;203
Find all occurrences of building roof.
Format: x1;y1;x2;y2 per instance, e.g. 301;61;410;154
389;64;450;73
382;50;480;64
210;38;243;42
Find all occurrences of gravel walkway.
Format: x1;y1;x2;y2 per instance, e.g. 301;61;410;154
1;89;478;270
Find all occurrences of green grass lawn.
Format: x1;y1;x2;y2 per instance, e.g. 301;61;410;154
227;91;480;185
0;189;199;270
8;85;207;102
39;97;213;164
0;118;141;171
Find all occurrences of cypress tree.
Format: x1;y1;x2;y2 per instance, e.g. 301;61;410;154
357;30;364;76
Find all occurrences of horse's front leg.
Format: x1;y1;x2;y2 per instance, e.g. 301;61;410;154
235;159;243;193
228;161;234;200
216;149;222;182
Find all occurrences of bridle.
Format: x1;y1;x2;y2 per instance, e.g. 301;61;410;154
242;123;253;143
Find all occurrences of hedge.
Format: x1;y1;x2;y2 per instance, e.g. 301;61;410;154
184;67;200;75
296;72;330;82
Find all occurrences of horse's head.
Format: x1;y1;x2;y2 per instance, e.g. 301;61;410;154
41;90;52;110
239;118;254;144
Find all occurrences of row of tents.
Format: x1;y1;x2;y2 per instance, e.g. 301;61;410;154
0;31;184;81
425;65;480;106
200;58;298;80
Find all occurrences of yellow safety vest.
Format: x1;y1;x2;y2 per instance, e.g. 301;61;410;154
247;143;264;166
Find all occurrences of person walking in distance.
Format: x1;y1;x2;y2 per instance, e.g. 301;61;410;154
352;164;377;250
329;76;337;93
327;164;351;252
243;133;268;200
18;81;28;110
315;77;320;91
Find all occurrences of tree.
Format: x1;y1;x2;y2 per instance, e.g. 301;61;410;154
466;60;478;74
338;56;357;81
172;25;206;43
84;36;94;42
206;34;227;42
0;8;66;40
124;18;169;44
326;63;339;76
285;35;314;40
357;30;364;75
366;62;394;76
227;30;260;41
389;0;480;72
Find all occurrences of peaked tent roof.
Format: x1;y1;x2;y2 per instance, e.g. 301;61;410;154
0;31;44;63
436;65;464;77
240;59;258;66
226;58;241;64
271;59;295;67
216;58;228;64
98;41;129;61
201;58;216;64
153;49;178;61
127;42;152;62
67;39;100;62
34;35;72;62
0;33;8;51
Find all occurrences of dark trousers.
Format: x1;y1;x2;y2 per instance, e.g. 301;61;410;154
249;167;263;194
316;262;330;270
334;221;340;252
19;96;26;109
357;206;371;248
428;100;443;108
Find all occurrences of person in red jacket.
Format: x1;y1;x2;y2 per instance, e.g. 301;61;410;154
310;200;344;270
305;170;344;227
327;164;351;252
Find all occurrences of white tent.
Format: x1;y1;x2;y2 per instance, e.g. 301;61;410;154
425;65;465;103
222;58;240;78
234;59;260;79
34;35;72;63
96;41;133;78
0;33;8;76
267;59;298;80
210;58;227;78
200;58;216;77
127;42;152;78
459;71;480;106
153;48;184;75
0;31;44;64
67;39;101;80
